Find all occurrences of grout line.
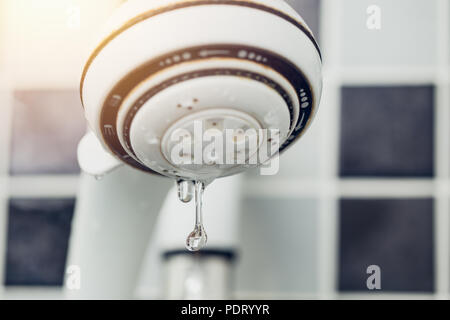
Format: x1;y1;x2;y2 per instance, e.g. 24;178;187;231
244;179;439;199
338;293;438;300
320;0;342;67
434;84;450;296
243;179;322;198
8;176;80;198
319;79;340;299
1;287;64;300
338;179;438;198
434;0;450;298
435;190;450;296
436;0;449;68
338;67;438;85
0;75;14;295
316;0;343;299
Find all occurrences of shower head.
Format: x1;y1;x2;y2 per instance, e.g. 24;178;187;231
80;0;322;181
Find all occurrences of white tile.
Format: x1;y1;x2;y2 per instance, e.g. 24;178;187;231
340;0;438;67
245;123;320;181
236;198;319;294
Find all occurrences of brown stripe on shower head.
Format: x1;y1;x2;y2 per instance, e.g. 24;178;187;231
79;0;322;106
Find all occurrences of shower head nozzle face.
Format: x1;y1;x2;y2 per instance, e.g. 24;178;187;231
80;0;323;179
160;109;263;180
126;73;292;180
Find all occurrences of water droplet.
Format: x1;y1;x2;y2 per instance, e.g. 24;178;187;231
186;225;207;252
94;175;104;181
186;181;208;252
177;180;194;203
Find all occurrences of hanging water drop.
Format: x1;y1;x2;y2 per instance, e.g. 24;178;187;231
94;175;104;181
186;181;208;251
177;180;194;203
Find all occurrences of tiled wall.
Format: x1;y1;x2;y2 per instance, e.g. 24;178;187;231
0;0;120;295
238;0;450;299
10;90;85;175
0;0;449;299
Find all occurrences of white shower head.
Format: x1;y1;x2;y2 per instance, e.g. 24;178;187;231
80;0;322;181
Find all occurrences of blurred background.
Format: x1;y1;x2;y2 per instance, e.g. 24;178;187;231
0;0;448;299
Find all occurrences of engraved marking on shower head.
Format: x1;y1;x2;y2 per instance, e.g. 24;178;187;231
199;49;231;57
109;94;123;108
103;125;115;136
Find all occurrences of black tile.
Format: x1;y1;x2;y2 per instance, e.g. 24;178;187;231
5;199;75;286
10;90;86;175
339;199;434;293
285;0;321;41
340;86;434;177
